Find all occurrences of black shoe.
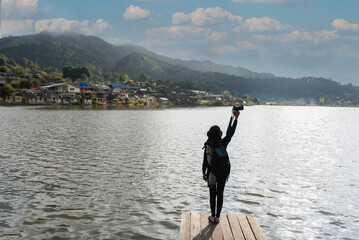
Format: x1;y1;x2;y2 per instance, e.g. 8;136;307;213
208;216;216;223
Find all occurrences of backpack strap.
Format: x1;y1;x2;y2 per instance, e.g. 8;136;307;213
205;142;214;167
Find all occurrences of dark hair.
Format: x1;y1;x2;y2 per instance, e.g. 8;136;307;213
207;125;222;145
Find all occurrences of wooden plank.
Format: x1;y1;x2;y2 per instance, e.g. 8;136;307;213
227;214;245;240
190;212;201;240
211;221;223;240
200;212;212;240
220;214;234;240
237;215;256;240
246;214;266;240
180;212;266;240
180;211;191;240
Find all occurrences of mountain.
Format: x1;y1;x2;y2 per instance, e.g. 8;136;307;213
115;53;359;101
0;31;358;101
155;58;275;79
0;32;136;73
0;31;272;79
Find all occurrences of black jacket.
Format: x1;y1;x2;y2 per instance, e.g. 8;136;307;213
202;117;238;175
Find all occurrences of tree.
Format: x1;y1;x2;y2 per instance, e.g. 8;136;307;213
139;73;148;82
19;79;40;89
8;59;17;67
242;94;250;100
80;73;89;81
20;80;31;89
0;66;11;73
21;57;29;68
0;84;15;100
319;96;325;105
252;97;260;104
0;54;6;66
63;65;92;81
119;73;129;83
222;90;232;101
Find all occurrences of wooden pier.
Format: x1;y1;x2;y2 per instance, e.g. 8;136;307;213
179;211;266;240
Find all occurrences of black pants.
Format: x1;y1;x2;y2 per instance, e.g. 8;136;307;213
209;177;226;218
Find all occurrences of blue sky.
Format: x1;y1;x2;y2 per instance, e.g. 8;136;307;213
2;0;359;84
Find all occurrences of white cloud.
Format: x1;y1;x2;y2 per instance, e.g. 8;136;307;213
232;0;312;4
138;39;179;47
241;17;292;32
209;32;227;42
313;30;338;43
235;41;258;50
209;45;238;54
332;19;359;32
123;5;151;21
34;18;112;36
172;7;242;26
34;18;89;33
3;0;45;19
172;12;190;25
208;41;258;55
82;19;112;35
255;30;338;43
16;0;37;8
147;25;211;39
1;19;34;36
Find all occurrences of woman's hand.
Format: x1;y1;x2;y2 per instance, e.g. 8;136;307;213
235;111;240;120
203;173;208;181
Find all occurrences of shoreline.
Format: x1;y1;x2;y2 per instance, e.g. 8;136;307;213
1;103;357;109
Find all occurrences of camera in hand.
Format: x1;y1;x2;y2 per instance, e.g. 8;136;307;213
232;105;244;115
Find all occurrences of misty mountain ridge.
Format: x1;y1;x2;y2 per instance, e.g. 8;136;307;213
0;31;273;79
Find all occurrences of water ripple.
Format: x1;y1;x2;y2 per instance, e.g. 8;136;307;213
1;106;359;239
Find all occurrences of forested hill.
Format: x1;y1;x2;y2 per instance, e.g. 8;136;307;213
115;53;359;101
0;31;272;79
0;31;358;101
0;31;148;74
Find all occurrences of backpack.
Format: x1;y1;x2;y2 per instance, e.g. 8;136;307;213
205;143;231;178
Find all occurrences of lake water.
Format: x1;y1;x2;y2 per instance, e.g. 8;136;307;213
0;105;358;239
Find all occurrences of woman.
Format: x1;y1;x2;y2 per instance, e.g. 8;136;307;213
202;110;240;223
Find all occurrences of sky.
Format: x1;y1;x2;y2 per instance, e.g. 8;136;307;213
1;0;359;84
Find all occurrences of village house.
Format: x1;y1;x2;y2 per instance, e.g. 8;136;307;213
47;92;62;104
108;83;129;93
93;85;111;94
147;96;157;104
24;90;46;104
204;95;223;101
4;94;23;104
78;83;93;93
159;97;169;104
42;82;81;94
24;92;39;104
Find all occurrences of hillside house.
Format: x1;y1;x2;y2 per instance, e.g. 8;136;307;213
78;83;93;93
5;94;23;104
42;82;81;94
47;93;62;103
204;95;223;101
108;83;129;93
93;85;111;94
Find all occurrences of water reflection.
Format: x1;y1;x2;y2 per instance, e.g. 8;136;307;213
1;106;359;239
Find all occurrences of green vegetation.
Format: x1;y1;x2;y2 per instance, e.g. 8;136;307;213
63;65;92;81
0;83;15;99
